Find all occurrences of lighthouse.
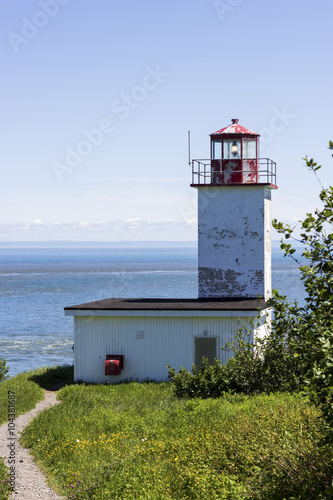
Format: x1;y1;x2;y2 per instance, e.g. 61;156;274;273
65;118;277;383
191;119;277;301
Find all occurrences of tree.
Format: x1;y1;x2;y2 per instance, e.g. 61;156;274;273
271;146;333;445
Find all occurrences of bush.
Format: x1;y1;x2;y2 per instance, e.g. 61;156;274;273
0;359;9;383
167;358;229;399
272;151;333;446
167;314;308;400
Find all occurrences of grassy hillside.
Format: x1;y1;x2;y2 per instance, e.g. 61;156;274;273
0;367;331;499
0;364;73;425
0;371;44;425
19;383;331;500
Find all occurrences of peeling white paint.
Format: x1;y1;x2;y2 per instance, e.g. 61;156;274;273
197;185;273;299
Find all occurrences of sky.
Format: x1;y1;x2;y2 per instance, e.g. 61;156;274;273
1;0;333;242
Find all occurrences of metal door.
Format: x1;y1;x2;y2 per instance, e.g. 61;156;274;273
194;337;217;366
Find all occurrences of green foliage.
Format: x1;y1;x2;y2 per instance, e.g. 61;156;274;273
0;459;11;500
272;149;333;444
0;359;9;383
168;311;308;400
20;384;332;499
264;290;314;391
167;358;229;399
222;315;310;395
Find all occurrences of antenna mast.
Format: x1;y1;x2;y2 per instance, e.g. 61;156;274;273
188;131;191;166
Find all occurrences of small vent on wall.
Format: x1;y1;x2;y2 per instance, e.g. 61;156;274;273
136;331;144;340
105;355;124;376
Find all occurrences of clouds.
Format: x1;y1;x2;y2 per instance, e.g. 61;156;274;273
0;218;197;242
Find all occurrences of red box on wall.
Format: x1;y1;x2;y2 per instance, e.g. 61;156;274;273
105;355;124;376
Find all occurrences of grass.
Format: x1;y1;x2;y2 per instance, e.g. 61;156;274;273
18;382;332;500
0;460;11;500
0;364;74;425
0;371;44;426
0;364;74;500
0;367;331;499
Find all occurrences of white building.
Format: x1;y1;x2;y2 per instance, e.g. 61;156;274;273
65;119;277;383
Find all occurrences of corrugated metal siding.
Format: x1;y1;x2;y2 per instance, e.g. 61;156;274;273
74;315;258;383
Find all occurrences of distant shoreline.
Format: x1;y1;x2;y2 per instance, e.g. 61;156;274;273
0;240;302;249
0;240;197;249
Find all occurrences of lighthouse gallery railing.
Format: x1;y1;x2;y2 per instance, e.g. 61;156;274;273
191;158;276;186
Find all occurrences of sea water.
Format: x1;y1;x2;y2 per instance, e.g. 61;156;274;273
0;243;306;378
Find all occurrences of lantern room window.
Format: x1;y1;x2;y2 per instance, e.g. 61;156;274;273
223;139;241;159
242;139;257;158
212;141;222;159
211;137;257;160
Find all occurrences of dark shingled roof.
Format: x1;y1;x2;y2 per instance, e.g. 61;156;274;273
65;297;268;311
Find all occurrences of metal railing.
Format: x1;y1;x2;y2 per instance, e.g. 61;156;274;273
191;158;276;186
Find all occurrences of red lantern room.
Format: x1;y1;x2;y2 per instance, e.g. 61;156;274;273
211;119;259;183
191;119;276;187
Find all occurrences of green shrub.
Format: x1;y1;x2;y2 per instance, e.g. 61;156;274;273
0;359;9;383
167;314;308;400
272;150;333;446
167;358;229;399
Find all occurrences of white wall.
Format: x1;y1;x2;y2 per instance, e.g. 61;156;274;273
73;314;263;383
197;185;272;300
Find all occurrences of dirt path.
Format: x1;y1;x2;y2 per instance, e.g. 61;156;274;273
0;391;66;499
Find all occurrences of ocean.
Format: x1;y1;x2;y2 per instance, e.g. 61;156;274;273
0;242;306;378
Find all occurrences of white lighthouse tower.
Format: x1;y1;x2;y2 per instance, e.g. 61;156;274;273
191;119;277;300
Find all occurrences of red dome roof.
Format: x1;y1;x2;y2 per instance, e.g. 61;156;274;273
211;119;259;136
